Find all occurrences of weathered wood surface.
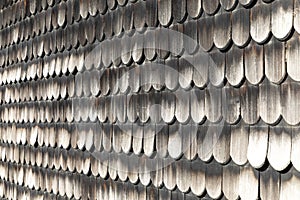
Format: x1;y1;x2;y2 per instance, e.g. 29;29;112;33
0;0;300;199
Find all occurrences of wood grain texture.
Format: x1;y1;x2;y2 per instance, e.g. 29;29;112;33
205;85;222;123
244;41;264;85
118;66;129;94
183;20;198;55
292;127;300;172
220;0;237;11
165;57;179;91
205;160;222;199
86;19;96;44
187;0;202;18
144;29;157;61
161;91;175;123
139;156;151;186
198;15;214;52
96;97;106;123
156;28;170;59
226;45;244;86
146;0;158;27
260;166;280;200
116;95;127;123
29;0;37;15
172;0;186;23
230;121;249;165
138;93;150;123
239;164;259;200
93;123;103;152
149;92;162;123
121;34;132;65
203;0;219;15
176;159;190;193
89;0;99;16
66;0;74;25
208;50;225;87
95;15;104;42
213;123;231;164
133;1;146;30
112;9;123;36
108;153;118;180
90;70;100;97
240;83;260;124
265;37;286;84
267;122;291;171
190;88;205;124
131;33;144;63
280;168;300;199
168;122;182;159
250;1;271;44
123;4;133;32
143;124;155;157
287;33;300;81
82;71;91;97
150;156;163;188
178;57;193;90
190;159;206;196
132;123;143;155
156;125;169;158
98;0;108;14
101;39;113;68
73;0;81;22
192;52;209;88
224;85;240;124
259;79;281;124
171;189;185;200
247;121;269;168
158;0;172;27
79;0;88;19
107;0;117;10
213;9;231;50
197;122;213;162
281;79;300;126
127;93;138;123
103;123;112;152
182;124;198;160
271;0;293;40
57;2;66;27
294;0;300;34
112;124;122;153
222;162;240;200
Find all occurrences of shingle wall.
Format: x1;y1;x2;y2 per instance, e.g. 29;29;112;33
0;0;299;199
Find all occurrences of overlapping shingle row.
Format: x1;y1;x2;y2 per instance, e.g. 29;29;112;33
1;140;300;200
